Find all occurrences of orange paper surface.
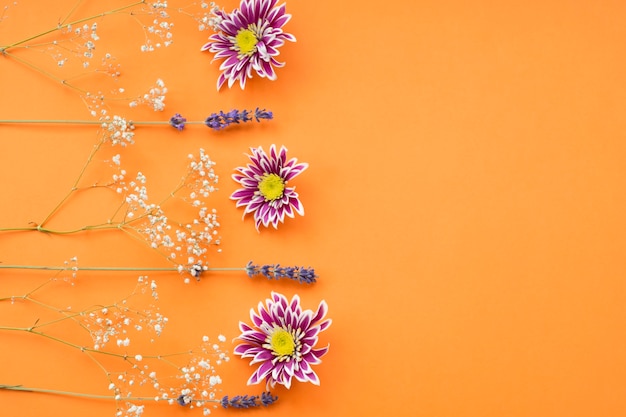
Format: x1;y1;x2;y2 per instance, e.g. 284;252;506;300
1;1;626;416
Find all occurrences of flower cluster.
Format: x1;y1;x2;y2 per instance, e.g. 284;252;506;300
0;268;229;417
1;1;332;415
167;108;273;131
99;333;230;417
245;261;317;284
56;22;102;69
0;272;230;417
129;79;168;111
235;292;331;388
138;2;174;52
0;1;186;116
202;0;296;89
220;392;278;408
205;108;273;130
102;115;136;146
196;2;223;31
110;149;221;281
82;277;166;351
169;113;187;131
231;144;308;230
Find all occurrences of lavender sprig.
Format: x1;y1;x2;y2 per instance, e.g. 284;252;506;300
169;113;187;131
203;108;273;131
245;261;317;284
220;392;278;409
1;108;273;132
0;262;316;284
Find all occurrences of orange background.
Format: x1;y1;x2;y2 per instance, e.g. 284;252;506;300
1;1;626;416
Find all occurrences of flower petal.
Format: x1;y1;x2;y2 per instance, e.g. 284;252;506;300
202;0;295;89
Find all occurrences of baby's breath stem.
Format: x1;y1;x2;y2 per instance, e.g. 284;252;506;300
39;139;106;228
0;265;244;273
156;174;189;207
0;325;116;356
0;226;39;232
1;51;87;94
0;120;206;126
0;265;179;272
60;0;86;26
7;295;115;332
0;1;146;52
0;325;193;360
0;119;103;125
108;198;130;222
0;384;220;404
133;121;207;126
0;222;121;235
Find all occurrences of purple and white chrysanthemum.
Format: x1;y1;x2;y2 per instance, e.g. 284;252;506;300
231;145;307;230
235;292;331;389
200;0;296;90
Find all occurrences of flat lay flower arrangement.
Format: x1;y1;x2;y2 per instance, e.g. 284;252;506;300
0;1;329;416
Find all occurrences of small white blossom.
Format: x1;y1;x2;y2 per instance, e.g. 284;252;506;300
209;375;221;386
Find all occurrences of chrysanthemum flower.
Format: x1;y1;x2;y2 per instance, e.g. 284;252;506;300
231;145;307;230
201;0;296;90
235;292;331;389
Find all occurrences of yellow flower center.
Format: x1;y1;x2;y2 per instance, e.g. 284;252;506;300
235;29;258;55
270;329;295;357
258;174;285;201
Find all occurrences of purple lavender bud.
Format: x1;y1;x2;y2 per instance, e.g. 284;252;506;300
297;266;318;284
222;110;239;125
245;261;259;278
259;264;272;279
245;261;316;284
254;108;273;122
260;392;278;406
204;113;224;130
273;264;287;278
239;109;252;122
283;266;297;279
221;393;278;409
205;109;272;131
169;113;187;131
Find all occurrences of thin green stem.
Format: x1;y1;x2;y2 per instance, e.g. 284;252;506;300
39;138;106;228
0;265;244;272
133;121;207;125
0;326;116;357
2;288;153;339
0;53;149;104
60;0;85;26
0;226;39;232
32;308;94;330
24;278;57;298
108;196;134;223
11;296;70;316
1;51;87;94
0;384;220;404
13;300;99;335
0;1;146;52
5;38;83;53
0;222;122;234
116;226;195;271
0;325;193;360
0;120;103;125
0;120;206;125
